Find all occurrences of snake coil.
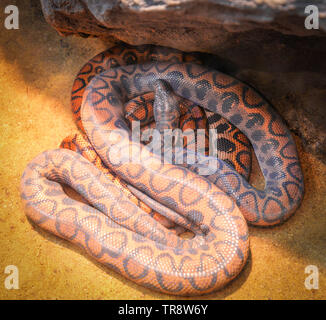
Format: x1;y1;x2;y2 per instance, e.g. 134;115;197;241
20;45;304;296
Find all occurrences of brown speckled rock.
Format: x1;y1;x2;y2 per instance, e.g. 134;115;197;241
40;0;326;162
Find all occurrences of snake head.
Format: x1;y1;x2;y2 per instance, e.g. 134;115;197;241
153;79;181;131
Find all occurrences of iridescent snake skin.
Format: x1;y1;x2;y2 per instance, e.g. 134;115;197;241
20;45;304;296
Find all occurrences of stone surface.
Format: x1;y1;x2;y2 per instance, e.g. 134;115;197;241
40;0;326;39
40;0;326;162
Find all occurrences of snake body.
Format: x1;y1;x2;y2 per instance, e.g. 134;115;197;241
20;45;304;295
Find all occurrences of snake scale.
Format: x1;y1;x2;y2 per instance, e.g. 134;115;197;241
20;44;304;296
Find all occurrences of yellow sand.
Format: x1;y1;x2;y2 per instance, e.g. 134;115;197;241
0;1;325;300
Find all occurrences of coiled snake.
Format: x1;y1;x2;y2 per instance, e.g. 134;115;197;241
20;44;304;296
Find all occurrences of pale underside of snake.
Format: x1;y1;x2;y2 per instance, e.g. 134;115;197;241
20;45;304;296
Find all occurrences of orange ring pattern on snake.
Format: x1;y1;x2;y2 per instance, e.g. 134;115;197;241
20;45;304;296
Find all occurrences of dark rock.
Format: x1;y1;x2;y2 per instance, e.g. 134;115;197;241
40;0;326;162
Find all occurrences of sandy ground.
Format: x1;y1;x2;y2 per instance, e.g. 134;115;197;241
0;1;325;300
